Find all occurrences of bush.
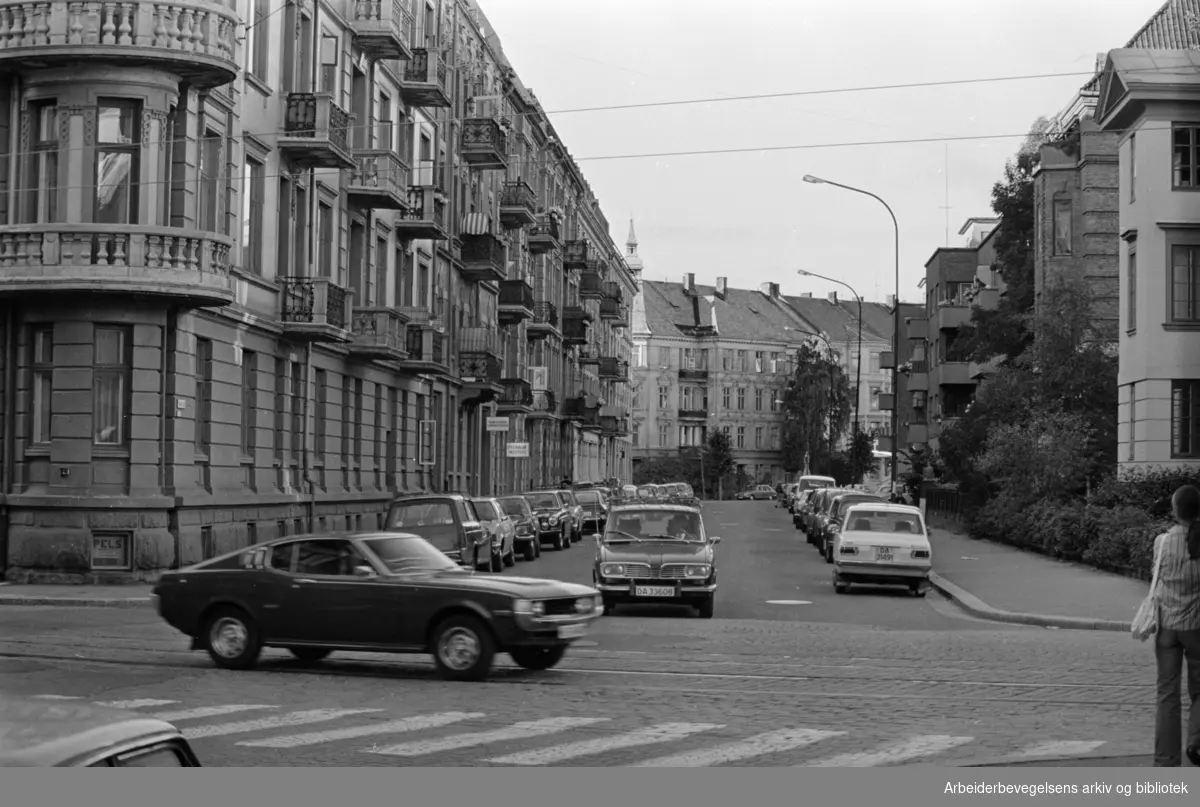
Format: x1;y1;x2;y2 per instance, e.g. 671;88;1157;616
1081;507;1166;578
1090;467;1200;513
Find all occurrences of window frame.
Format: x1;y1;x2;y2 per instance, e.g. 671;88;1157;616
92;325;132;449
241;350;258;457
194;338;213;457
30;326;54;446
25;98;59;224
1172;124;1200;190
1171;379;1200;459
1126;241;1137;333
241;157;265;276
94;99;142;225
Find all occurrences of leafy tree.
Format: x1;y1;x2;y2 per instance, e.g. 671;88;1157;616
780;342;851;475
974;410;1096;504
848;429;873;485
703;429;735;496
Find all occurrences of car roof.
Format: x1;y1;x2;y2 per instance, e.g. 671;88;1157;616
800;475;837;482
844;502;923;515
832;492;883;501
609;503;701;514
390;493;469;503
0;698;184;767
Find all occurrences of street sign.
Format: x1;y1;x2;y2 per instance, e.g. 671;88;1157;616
486;417;508;432
506;442;530;458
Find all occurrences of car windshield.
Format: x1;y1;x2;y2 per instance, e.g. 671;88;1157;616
555;492;573;506
498;498;529;517
526;493;560;509
605;509;703;543
843;510;924;535
360;535;461;573
385;501;454;529
575;490;602;504
472;500;499;520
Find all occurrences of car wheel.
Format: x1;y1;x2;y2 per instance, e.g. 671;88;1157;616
202;606;262;671
824;543;834;564
911;583;927;598
489;550;503;573
534;538;542;558
522;541;537;562
601;595;617;613
835;582;849;594
696;596;715;619
431;614;496;682
504;547;516;567
287;647;332;662
509;645;567;671
554;532;565;550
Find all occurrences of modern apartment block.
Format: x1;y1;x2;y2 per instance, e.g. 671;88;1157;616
0;0;635;581
1096;48;1200;469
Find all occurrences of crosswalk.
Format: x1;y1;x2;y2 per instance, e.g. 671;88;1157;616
32;695;1118;767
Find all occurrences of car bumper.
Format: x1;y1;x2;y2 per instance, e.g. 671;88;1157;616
496;608;604;648
833;560;931;584
594;580;717;602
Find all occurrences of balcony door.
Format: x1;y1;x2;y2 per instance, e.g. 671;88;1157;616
349;221;366;303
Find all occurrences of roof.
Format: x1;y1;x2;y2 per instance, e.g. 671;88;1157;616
1095;48;1200;126
0;699;183;767
610;503;702;513
843;502;922;514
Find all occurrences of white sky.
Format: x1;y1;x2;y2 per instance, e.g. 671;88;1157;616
479;0;1167;302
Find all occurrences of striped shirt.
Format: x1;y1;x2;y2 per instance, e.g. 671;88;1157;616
1153;525;1200;632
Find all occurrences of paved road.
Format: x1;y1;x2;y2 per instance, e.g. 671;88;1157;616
0;502;1163;767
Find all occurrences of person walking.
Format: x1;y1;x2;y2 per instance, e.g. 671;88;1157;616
1152;484;1200;767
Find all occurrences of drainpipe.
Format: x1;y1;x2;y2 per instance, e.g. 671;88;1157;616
0;309;15;577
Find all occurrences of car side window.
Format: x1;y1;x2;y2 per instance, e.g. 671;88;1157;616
268;543;295;572
457;500;476;523
294;539;363;577
115;743;188;767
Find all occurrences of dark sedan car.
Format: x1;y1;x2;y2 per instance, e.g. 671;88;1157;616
497;495;541;561
521;490;573;551
152;531;603;681
574;488;610;536
591;504;720;619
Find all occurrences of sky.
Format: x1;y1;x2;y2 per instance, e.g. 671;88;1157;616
479;0;1167;304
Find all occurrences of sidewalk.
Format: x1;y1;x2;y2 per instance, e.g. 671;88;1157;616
926;519;1147;632
0;582;154;607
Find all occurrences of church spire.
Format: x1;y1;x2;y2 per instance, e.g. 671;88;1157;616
624;216;644;275
627;217;638;249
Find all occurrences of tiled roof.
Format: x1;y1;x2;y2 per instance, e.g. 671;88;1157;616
1125;0;1200;49
705;285;811;342
638;280;715;337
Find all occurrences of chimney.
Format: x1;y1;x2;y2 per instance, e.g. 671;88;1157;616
759;282;779;298
887;294;897;308
715;277;728;299
683;273;695;294
828;291;838;303
800;292;813;298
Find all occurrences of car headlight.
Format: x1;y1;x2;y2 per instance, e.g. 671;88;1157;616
600;563;626;577
514;599;546;616
549;515;560;525
683;565;711;578
574;598;592;614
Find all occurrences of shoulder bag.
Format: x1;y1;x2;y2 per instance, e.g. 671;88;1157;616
1132;534;1167;642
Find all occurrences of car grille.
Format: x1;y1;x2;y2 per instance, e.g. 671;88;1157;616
542;597;585;616
619;563;689;579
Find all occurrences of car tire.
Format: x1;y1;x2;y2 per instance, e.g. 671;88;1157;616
697;597;715;619
835;582;849;594
534;538;542;558
522;541;537;562
202;606;262;671
824;542;834;564
509;645;567;671
503;547;516;568
601;595;617;613
431;614;496;682
554;532;565;551
489;550;503;573
911;583;927;598
287;647;332;662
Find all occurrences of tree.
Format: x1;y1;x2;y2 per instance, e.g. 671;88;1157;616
703;429;735;497
780;342;851;475
848;429;873;485
975;411;1096;504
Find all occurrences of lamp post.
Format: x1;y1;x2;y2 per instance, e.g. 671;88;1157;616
797;268;864;481
803;174;901;490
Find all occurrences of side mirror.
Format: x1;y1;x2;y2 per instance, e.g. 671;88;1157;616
709;536;722;544
353;565;375;578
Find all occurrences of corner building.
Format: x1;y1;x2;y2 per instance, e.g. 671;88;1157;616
0;0;635;581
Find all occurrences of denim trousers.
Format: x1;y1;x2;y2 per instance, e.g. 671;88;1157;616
1154;627;1200;767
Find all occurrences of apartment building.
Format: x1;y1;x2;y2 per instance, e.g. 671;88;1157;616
1095;48;1200;469
0;0;635;581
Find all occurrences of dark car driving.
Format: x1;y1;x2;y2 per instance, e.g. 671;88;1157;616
591;504;720;619
497;495;541;561
574;488;610;536
152;531;603;681
521;490;573;551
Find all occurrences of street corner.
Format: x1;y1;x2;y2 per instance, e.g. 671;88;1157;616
928;572;1132;633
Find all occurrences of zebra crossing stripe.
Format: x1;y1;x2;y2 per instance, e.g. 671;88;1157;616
487;722;724;766
631;728;847;767
31;695;83;700
798;734;974;767
368;717;610;757
1014;740;1106;758
94;699;179;710
185;709;382;740
240;712;487;749
152;705;278;722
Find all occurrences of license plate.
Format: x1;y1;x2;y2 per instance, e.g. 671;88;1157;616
634;585;677;597
558;624;587;639
875;548;894;562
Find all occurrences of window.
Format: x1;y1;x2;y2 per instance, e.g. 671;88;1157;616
755;351;765;373
1127;245;1137;332
1171;245;1200;322
755;388;763;411
277;177;292;277
201;526;214;559
736;350;747;372
1171;380;1200;458
318;202;334;278
722;387;731;408
737;387;745;410
247;0;270;79
632;387;641;409
1173;125;1200;188
93;327;131;446
26;100;58;223
342;375;353;464
755;426;763;449
374;386;384;480
319;34;339;94
633;344;646;367
198;129;222;232
354;378;364;462
30;327;53;444
241;159;265;275
1052;199;1072;256
377;93;393;149
736;426;745;449
770;390;780;412
241;351;257;456
721;350;731;371
295;539;364;577
194;339;212;454
870;352;881;373
1129;132;1136;202
274;359;286;462
1128;382;1136;462
289;361;303;457
95;101;141;224
658;429;669;448
657;386;669;409
314;368;327;459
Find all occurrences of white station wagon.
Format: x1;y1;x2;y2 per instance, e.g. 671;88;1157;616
831;503;932;597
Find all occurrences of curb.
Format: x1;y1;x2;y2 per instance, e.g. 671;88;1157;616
0;595;152;608
955;754;1153;768
929;572;1131;632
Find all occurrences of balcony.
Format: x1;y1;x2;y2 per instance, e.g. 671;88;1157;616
393;186;449;240
563;395;601;428
0;224;233;308
458;326;503;391
459;233;507;284
906;318;928;341
278;93;355;169
498;279;535;325
499;180;537;229
460;118;508;169
911;390;927;410
527;389;558;419
348;307;410;361
969;356;1003;380
526;302;559;339
599;298;628;327
346;150;410;210
598;357;629;381
907;361;929;392
0;1;239;89
496;378;534;413
933;361;972;387
561;307;590;346
527;215;561;255
907;423;929;444
601;281;624;304
678;366;709;381
399;48;451;108
678;409;708;420
880;351;895;370
348;0;413;61
934;302;970;331
579;267;604;299
397;325;449;375
279;277;353;343
575;347;601;367
878;393;895;411
563;240;589;270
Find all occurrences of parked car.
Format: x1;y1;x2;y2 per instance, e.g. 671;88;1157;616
0;697;202;767
496;495;541;561
382;494;487;568
804;488;855;545
831;503;932;597
592;504;720;618
521;491;572;551
791;489;815;529
552;489;585;543
574;488;610;536
470;497;517;571
636;484;665;501
735;484;775;500
817;491;887;563
152;531;604;680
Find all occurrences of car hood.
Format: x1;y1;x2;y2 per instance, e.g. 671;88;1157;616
597;541;712;564
382;570;596;598
531;506;565;515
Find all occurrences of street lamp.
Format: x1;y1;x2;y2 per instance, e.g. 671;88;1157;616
797;268;864;479
803;174;901;491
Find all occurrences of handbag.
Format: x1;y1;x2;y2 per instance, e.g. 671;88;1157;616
1132;535;1165;642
